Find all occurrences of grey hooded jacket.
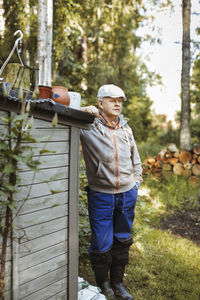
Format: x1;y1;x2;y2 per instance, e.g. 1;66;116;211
80;115;142;194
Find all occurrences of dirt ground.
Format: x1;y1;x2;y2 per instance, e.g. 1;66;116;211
160;209;200;246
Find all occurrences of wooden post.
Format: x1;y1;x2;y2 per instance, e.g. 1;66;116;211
68;127;80;299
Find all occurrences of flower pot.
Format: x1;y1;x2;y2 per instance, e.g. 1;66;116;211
51;86;70;106
38;85;52;99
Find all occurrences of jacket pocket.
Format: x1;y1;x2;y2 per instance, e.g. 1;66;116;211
95;161;115;186
96;161;104;178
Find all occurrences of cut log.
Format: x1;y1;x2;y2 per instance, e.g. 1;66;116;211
179;151;192;164
147;156;156;164
173;151;180;158
162;164;171;172
192;153;198;159
197;156;200;164
163;158;169;164
193;144;200;155
191;159;197;165
173;163;184;175
156;153;163;161
192;164;200;176
168;157;179;166
188;176;200;187
165;151;172;158
182;169;192;177
167;143;178;152
156;149;166;160
183;162;192;170
154;161;162;169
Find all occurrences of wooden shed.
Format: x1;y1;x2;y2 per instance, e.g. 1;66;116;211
0;89;94;300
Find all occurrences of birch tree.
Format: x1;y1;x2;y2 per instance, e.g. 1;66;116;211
37;0;53;86
180;0;191;150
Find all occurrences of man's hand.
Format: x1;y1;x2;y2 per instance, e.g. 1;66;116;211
80;106;99;117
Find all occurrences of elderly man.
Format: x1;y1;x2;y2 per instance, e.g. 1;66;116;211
80;84;142;300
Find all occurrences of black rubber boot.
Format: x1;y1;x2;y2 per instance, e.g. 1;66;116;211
110;238;134;300
98;280;116;300
90;251;116;300
110;265;134;300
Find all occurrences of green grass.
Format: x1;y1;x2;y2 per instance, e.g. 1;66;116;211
127;229;200;300
79;226;200;300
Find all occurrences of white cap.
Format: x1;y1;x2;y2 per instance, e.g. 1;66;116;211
97;84;127;101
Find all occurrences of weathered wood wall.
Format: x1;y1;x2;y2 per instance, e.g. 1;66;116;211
0;110;79;300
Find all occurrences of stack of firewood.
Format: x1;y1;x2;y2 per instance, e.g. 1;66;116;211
143;143;200;184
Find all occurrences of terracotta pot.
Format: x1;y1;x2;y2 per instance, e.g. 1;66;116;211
38;85;52;99
51;86;70;106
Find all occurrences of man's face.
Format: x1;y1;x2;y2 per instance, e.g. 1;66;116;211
98;97;123;121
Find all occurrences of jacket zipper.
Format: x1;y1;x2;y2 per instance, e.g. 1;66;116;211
110;129;119;193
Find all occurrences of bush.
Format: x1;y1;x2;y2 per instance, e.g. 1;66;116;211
144;174;200;212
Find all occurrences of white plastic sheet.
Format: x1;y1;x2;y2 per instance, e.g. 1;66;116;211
78;277;107;300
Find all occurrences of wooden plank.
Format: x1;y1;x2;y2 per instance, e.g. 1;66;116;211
22;141;69;156
19;241;67;271
20;265;67;298
16;179;68;200
20;277;67;300
4;290;11;300
19;228;67;257
2;261;12;292
12;225;19;300
0;245;11;262
18;153;69;171
17;191;68;215
19;253;67;285
18;166;69;186
17;203;68;228
47;289;67;300
0;110;9;116
33;118;69;129
18;216;68;243
28;127;69;142
68;127;79;300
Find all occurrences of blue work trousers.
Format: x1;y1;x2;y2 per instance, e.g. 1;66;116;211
87;186;138;253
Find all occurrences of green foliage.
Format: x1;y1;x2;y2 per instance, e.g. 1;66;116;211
144;174;200;212
0;112;39;213
137;126;180;162
51;0;159;141
79;156;91;259
1;0;28;66
132;193;158;241
191;56;200;113
190;117;200;144
138;141;162;162
190;53;200;144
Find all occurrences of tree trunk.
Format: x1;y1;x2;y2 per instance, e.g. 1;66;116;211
37;0;53;86
180;0;191;150
46;0;53;87
0;0;5;37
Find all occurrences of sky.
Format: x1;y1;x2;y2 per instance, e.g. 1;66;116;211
138;0;200;122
